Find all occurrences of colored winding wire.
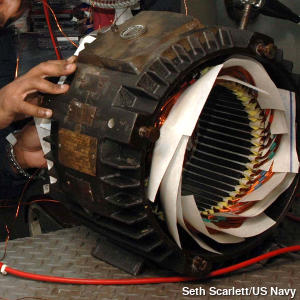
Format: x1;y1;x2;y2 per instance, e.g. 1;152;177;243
184;0;189;16
219;66;256;87
155;79;196;129
43;1;79;49
15;55;20;79
200;82;263;215
157;66;281;229
199;76;281;227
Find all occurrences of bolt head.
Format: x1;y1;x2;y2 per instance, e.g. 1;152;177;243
191;256;208;272
139;126;160;143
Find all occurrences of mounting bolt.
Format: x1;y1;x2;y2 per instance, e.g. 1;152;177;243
256;43;277;59
139;126;160;143
240;3;252;30
191;256;208;273
239;0;265;30
111;23;119;33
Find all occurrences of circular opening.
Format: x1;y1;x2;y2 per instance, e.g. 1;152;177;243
148;59;296;255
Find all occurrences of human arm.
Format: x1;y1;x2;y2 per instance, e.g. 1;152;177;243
0;56;77;129
13;123;47;170
0;124;46;199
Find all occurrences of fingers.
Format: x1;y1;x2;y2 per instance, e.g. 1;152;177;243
13;97;42;121
16;101;52;119
19;77;70;95
36;79;69;95
67;56;77;63
0;57;77;128
18;124;42;151
46;56;77;65
24;58;77;79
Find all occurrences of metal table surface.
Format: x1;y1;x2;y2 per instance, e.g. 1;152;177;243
0;219;299;300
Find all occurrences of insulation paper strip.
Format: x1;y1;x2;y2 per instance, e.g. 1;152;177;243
148;64;223;202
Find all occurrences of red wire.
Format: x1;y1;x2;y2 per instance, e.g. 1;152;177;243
0;245;299;285
208;245;300;277
286;213;300;223
44;2;78;48
0;199;61;209
42;0;62;60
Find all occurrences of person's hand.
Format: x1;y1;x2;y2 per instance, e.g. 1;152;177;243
13;124;46;169
0;56;77;129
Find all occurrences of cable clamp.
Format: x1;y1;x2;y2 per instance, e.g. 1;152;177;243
0;264;7;275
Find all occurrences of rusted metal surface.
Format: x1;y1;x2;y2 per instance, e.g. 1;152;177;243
67;99;97;127
58;128;97;176
138;126;160;142
78;11;204;74
63;173;96;212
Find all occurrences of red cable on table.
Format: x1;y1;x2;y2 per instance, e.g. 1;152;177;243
0;245;299;285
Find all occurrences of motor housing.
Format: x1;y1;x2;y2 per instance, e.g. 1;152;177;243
42;11;299;276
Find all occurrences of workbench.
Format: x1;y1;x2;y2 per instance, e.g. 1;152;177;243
0;216;299;300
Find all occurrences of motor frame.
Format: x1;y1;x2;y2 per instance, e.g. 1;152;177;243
39;11;299;276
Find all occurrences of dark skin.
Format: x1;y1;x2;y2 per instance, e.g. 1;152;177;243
14;122;48;169
0;0;77;170
0;0;23;27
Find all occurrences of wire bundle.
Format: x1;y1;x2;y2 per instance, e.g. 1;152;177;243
182;79;280;229
148;58;298;252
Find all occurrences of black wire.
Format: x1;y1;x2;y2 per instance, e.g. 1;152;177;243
0;169;40;261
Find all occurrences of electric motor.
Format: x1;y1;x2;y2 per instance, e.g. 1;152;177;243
40;11;299;276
